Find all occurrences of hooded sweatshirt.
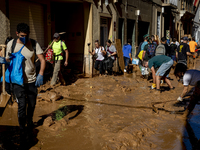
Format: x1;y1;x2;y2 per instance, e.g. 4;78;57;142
123;44;132;58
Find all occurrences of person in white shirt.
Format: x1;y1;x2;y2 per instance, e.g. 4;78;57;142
89;40;106;76
171;38;179;47
174;63;200;117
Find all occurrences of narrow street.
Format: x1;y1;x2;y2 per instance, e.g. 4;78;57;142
1;60;200;150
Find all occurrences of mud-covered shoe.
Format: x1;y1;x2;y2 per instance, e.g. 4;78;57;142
169;87;175;91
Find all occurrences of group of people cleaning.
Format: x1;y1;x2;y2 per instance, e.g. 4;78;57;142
91;34;200;119
0;21;200;148
134;34;200;119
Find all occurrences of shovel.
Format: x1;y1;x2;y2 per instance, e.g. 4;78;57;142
0;45;11;107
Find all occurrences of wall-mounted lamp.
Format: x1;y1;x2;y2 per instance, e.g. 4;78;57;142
162;7;164;13
135;10;140;16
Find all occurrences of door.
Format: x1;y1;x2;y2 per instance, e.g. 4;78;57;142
100;17;111;47
127;19;135;56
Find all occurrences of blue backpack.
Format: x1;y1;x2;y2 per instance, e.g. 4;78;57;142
147;43;156;58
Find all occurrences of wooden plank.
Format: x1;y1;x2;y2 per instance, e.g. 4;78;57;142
115;39;125;72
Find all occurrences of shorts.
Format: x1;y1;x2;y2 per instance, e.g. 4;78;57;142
156;59;173;77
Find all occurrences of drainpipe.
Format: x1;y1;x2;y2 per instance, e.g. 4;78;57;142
135;10;140;56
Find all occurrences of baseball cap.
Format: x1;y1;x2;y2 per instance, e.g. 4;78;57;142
143;34;149;38
183;37;188;41
53;33;60;38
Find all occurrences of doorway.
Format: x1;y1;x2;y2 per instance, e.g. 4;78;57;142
51;2;84;72
138;21;150;45
100;17;111;47
127;19;135;56
118;18;124;47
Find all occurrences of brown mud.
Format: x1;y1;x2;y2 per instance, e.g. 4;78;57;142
1;59;200;150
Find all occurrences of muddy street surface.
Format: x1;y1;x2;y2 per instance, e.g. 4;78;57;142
1;60;200;150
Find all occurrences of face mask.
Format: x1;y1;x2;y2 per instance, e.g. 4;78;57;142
20;36;29;44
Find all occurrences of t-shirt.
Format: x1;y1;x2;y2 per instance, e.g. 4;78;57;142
106;45;117;60
143;43;156;60
171;41;179;47
148;55;171;69
94;47;105;61
163;43;170;56
52;40;67;60
123;44;132;58
141;41;148;50
170;43;177;55
183;70;200;86
177;43;190;61
6;39;43;83
189;41;197;53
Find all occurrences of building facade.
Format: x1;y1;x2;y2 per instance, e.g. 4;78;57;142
0;0;197;76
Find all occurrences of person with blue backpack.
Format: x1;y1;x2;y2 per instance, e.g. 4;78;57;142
123;39;132;73
0;23;46;148
142;38;157;61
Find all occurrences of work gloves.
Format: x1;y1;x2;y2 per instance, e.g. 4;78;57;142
177;96;183;102
35;74;43;87
0;57;7;64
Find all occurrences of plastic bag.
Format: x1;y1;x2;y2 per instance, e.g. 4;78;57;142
2;45;25;86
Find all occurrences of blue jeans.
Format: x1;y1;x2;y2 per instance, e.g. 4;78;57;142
171;55;176;61
124;57;130;67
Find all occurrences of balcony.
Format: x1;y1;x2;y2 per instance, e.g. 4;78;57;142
162;0;178;9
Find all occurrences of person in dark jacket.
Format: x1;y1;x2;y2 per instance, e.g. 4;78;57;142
160;37;170;56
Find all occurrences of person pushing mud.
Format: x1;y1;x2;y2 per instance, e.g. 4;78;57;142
143;55;174;92
174;63;200;118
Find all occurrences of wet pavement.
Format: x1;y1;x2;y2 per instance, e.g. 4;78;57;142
0;60;200;149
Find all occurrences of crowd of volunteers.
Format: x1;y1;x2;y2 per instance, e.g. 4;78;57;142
0;22;200;149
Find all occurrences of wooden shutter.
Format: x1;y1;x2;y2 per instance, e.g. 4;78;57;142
9;0;45;47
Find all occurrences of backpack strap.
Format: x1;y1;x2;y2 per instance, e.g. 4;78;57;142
30;39;36;52
61;41;63;51
11;38;36;53
30;39;37;60
11;39;17;53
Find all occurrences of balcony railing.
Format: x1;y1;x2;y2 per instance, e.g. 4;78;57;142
164;0;178;7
